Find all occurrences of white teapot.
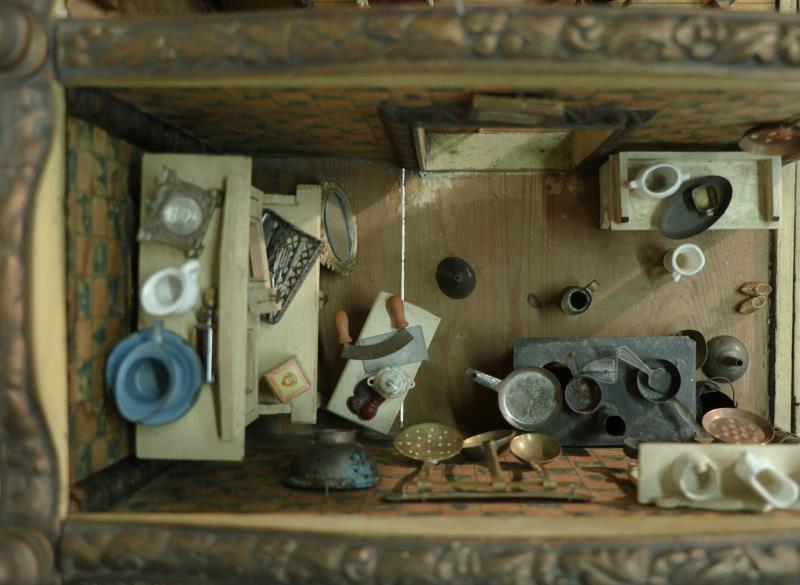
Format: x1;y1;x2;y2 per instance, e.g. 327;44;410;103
366;368;415;400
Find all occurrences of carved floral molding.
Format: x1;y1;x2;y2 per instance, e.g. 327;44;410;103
56;8;800;82
60;521;800;585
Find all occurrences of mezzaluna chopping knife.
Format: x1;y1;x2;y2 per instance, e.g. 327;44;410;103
335;295;415;361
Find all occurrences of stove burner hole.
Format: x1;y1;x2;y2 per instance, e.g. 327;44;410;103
605;415;626;437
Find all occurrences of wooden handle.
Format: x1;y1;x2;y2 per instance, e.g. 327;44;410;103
334;310;351;344
387;295;408;329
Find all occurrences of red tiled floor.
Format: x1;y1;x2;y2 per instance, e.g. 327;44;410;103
109;433;784;517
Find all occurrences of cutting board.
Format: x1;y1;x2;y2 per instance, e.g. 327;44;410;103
326;291;440;434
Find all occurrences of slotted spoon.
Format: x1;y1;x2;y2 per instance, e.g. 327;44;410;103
393;423;464;491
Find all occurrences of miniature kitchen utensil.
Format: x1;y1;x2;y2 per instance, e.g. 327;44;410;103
383;491;589;503
559;280;600;315
628;162;689;200
703;335;749;382
702;408;775;444
740;121;800;157
435;256;476;299
140;259;201;317
663;243;705;282
618;346;709;441
659;176;732;240
466;367;562;432
461;429;516;461
510;433;561;489
361;325;428;373
734;452;799;509
671;452;721;502
366;367;415;399
563;350;603;414
674;329;707;369
393;423;463;491
335;312;412;361
196;288;215;384
260;208;324;324
285;429;378;491
581;356;618;384
106;320;203;425
265;357;311;403
696;378;737;419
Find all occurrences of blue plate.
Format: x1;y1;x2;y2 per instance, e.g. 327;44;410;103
106;324;203;426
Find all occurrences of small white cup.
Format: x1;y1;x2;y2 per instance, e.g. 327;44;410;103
734;452;799;509
628;163;689;200
367;368;415;400
141;259;201;317
670;452;720;501
663;244;705;282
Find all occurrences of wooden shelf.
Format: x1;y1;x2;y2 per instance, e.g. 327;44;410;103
600;151;781;232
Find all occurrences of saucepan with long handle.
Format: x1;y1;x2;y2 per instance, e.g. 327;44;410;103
465;367;562;432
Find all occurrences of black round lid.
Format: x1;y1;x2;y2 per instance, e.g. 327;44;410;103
435;257;476;299
659;176;733;240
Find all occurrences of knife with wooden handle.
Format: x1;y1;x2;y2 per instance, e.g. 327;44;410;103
335;297;413;361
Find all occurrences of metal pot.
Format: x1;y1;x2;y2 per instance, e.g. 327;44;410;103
702;335;749;382
285;429;379;490
465;367;562;431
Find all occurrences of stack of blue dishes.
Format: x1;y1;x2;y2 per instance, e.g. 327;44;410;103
105;320;203;425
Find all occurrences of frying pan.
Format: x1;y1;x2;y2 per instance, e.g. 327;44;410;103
465;368;562;431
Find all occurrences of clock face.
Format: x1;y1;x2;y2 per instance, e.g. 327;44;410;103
160;195;203;235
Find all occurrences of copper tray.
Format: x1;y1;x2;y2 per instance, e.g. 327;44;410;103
701;408;774;445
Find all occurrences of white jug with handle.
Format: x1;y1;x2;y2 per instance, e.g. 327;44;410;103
141;259;201;317
628;163;689;200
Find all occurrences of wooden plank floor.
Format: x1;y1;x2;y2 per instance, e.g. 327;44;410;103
254;159;771;435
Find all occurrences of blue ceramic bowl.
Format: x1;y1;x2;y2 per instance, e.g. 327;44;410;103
106;321;202;425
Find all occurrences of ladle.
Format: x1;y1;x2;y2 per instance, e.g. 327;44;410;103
616;346;670;392
510;433;561;489
393;423;463;492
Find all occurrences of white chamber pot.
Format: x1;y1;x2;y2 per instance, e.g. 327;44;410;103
628;163;689;200
141;259;201;317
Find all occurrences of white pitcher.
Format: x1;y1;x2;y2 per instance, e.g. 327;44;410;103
141;259;201;317
628;163;689;200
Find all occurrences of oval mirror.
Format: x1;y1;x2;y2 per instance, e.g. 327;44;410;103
320;181;357;276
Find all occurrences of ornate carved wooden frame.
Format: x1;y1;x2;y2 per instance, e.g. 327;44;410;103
3;2;800;583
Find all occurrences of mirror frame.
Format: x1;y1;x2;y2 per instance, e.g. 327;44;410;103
319;180;358;276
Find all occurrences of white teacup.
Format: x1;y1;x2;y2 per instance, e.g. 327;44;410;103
367;368;415;400
628;163;689;200
663;244;705;282
141;259;201;316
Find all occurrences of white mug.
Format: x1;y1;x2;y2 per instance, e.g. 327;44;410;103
663;244;705;282
367;368;415;400
670;452;720;501
141;259;201;316
734;452;799;509
628;163;689;200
